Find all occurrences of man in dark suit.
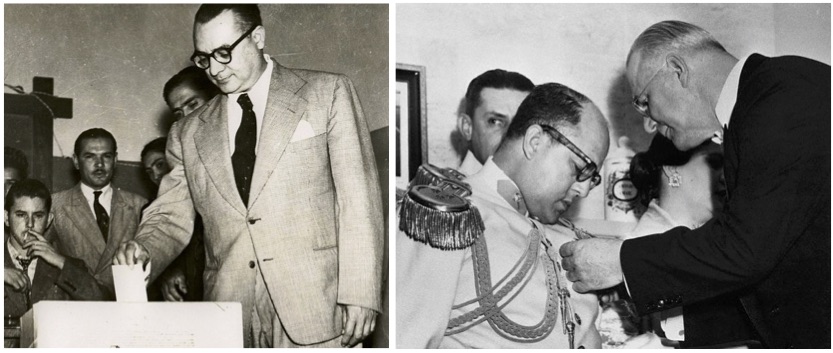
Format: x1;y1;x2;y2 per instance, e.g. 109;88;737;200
560;20;830;348
5;179;112;319
48;128;148;295
114;4;383;348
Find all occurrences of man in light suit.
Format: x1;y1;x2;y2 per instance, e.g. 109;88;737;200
48;128;147;295
114;4;383;348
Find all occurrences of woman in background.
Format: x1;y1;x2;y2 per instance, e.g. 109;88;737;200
615;134;758;348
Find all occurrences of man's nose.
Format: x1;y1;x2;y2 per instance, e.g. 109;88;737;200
573;179;592;198
26;216;35;229
208;57;224;76
94;157;104;167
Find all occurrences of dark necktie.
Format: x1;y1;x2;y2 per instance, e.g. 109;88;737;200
232;94;257;206
93;190;109;242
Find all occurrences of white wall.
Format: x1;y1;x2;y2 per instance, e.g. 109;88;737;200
397;3;829;219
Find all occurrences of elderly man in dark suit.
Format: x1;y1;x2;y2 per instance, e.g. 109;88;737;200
560;20;830;348
114;4;383;348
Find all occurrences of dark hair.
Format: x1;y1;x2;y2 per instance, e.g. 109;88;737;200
601;299;642;337
5;178;51;211
141;137;168;161
629;134;722;207
464;69;534;117
5;146;28;179
195;4;262;32
74;128;117;157
502;83;591;141
163;66;220;106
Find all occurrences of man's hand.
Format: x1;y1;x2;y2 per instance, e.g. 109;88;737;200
340;304;377;347
560;238;625;293
4;268;28;291
112;240;151;269
21;230;65;269
160;269;188;302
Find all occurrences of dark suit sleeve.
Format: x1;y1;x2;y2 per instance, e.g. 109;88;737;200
327;75;384;311
55;256;115;301
620;66;831;314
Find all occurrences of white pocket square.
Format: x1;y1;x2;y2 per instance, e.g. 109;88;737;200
290;120;316;142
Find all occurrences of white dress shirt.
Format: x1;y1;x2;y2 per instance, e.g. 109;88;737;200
226;54;274;155
80;182;112;216
457;150;484;176
712;54;750;144
8;239;38;280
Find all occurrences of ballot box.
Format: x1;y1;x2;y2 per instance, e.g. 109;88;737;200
20;301;242;348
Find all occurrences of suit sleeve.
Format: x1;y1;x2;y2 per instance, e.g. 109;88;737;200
396;227;465;348
55;256;115;301
620;69;831;314
326;75;385;312
134;121;197;282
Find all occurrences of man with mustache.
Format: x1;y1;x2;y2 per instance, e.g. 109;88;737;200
47;128;147;294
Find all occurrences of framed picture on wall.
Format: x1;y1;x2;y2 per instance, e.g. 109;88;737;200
395;64;428;190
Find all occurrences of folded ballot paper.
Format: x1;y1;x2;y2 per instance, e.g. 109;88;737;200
112;264;151;302
19;264;243;348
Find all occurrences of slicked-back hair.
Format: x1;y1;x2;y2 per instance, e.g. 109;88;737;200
502;83;591;142
163;66;220;106
141;137;168;161
464;69;534;117
195;4;262;33
5;178;51;211
5;146;28;179
628;20;727;66
74;128;117;157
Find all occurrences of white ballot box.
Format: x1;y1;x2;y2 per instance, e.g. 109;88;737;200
20;301;243;348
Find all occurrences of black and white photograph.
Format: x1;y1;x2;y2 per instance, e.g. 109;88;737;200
4;3;389;348
395;3;830;349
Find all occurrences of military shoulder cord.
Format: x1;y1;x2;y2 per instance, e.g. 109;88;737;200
445;222;569;344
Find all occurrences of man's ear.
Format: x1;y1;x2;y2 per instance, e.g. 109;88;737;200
4;210;9;229
252;25;266;50
46;212;54;230
521;125;546;161
666;53;690;88
458;114;473;141
71;154;80;171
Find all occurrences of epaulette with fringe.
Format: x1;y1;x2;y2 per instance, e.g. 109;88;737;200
408;164;472;198
399;164;484;251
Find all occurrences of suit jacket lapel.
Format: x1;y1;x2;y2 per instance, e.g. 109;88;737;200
64;185;106;267
248;60;308;207
194;95;247;216
94;189;134;272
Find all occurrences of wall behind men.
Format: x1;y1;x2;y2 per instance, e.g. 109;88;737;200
4;4;389;162
397;3;830;220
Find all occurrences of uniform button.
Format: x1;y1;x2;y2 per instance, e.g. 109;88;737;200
248;261;255;268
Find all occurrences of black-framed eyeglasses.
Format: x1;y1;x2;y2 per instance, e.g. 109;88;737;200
190;25;257;69
539;124;601;187
631;65;665;118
